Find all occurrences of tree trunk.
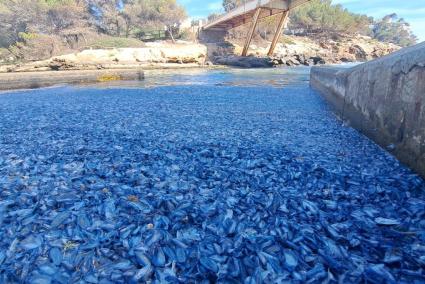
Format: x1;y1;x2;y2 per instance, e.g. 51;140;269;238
115;19;120;37
124;18;130;38
125;25;129;38
168;27;176;43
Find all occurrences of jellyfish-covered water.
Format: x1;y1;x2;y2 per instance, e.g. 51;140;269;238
0;68;424;283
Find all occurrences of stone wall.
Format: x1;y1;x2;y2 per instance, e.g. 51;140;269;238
199;29;228;43
311;42;425;177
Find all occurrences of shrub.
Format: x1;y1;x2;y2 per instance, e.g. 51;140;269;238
0;48;15;64
179;28;197;42
9;33;68;61
17;32;38;41
280;37;296;45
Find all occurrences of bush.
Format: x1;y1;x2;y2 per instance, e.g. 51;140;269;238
0;48;15;65
5;33;147;63
179;28;197;42
17;32;38;41
8;33;68;61
280;37;296;45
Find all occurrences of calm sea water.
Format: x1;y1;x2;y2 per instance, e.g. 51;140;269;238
82;67;311;88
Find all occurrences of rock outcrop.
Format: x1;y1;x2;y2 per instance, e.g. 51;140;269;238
0;42;208;73
213;55;275;68
0;35;402;72
211;34;400;67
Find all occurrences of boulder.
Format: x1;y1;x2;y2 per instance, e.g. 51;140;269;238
310;56;326;65
48;58;76;71
213;56;275;68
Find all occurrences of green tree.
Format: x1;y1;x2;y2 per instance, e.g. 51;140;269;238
81;0;187;39
0;0;47;46
208;13;219;22
133;0;186;42
289;0;372;35
0;0;92;47
372;14;417;47
87;0;126;36
222;0;241;12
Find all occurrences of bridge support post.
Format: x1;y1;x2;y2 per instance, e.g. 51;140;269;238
242;7;262;56
267;10;289;57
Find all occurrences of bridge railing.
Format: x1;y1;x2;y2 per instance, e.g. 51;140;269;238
206;0;256;26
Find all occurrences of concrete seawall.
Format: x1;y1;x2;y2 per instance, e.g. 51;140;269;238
311;42;425;177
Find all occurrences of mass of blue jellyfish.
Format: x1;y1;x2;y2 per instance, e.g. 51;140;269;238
0;69;424;283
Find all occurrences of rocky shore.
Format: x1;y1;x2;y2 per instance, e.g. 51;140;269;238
210;34;400;68
0;34;400;73
0;42;208;73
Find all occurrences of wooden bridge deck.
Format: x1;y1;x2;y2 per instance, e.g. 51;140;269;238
203;0;311;31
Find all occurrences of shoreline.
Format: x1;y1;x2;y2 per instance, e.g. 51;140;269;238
0;64;226;91
0;68;143;91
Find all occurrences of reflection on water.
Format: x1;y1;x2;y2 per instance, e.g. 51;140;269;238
79;67;311;89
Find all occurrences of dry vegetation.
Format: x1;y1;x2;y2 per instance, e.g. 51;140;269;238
0;0;418;65
0;0;187;63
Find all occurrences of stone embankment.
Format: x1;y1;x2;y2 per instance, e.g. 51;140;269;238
311;42;425;177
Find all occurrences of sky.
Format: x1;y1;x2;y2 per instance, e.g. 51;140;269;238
177;0;425;42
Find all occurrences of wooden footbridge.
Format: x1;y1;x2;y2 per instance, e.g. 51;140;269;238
203;0;311;56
